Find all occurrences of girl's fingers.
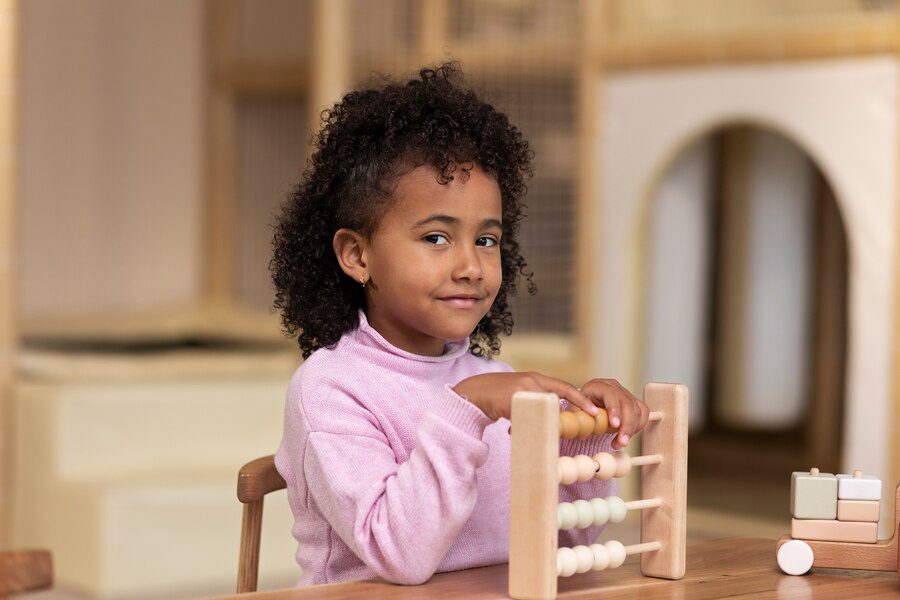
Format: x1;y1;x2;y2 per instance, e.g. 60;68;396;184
636;397;650;432
600;391;621;430
533;374;597;415
616;398;636;448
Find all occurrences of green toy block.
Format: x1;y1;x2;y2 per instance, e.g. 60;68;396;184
791;468;837;520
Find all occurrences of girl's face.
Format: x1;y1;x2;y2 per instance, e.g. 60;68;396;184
334;162;503;357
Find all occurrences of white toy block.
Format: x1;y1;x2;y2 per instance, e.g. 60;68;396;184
837;470;882;501
791;468;837;519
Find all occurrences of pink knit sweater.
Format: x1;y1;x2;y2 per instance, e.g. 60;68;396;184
274;309;616;586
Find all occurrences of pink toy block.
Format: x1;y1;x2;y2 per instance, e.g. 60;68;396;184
837;500;880;523
791;518;878;544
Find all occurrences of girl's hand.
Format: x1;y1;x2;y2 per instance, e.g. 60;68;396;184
452;372;599;422
579;378;649;449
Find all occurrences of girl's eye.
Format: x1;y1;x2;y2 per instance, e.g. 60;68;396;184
424;234;450;245
477;236;499;247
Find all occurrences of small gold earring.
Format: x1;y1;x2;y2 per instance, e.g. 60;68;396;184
360;276;367;288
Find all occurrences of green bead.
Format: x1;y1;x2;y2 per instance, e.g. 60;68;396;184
557;502;578;529
590;498;610;525
607;496;627;523
574;499;594;528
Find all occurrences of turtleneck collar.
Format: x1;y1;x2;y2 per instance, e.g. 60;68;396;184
351;308;471;363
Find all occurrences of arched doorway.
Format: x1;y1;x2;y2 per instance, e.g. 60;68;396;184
640;125;848;519
594;60;898;530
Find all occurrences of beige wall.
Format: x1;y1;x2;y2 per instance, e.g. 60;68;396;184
20;0;205;319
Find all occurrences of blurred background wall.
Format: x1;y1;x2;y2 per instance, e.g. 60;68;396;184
21;0;205;319
2;0;899;598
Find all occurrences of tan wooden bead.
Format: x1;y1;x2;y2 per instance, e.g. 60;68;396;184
613;451;631;478
559;411;579;439
558;456;579;485
574;454;599;481
593;452;617;480
593;408;609;435
575;410;595;440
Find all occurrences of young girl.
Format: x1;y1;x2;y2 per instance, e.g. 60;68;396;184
270;62;649;587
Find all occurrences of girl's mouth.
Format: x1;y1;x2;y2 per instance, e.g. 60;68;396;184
440;297;480;309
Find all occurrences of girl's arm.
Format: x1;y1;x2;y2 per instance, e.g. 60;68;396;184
301;382;492;586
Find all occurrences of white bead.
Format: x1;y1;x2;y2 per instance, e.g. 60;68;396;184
557;502;578;530
573;499;594;529
590;498;610;526
593;452;617;480
557;547;578;577
558;456;579;485
613;451;631;478
776;539;814;576
605;540;626;569
589;543;610;570
574;454;598;481
573;545;594;574
607;496;628;523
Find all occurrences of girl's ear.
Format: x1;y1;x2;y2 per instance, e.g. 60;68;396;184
332;228;369;283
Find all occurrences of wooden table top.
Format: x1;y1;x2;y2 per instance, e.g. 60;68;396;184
208;537;900;599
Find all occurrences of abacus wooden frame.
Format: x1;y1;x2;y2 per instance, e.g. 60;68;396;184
508;382;688;600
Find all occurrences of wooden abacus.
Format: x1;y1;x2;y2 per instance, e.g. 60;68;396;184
509;383;688;600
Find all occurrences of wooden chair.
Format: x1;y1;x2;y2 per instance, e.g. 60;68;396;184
236;454;287;593
0;549;53;597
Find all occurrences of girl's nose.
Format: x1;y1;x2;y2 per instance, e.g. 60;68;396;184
453;245;484;281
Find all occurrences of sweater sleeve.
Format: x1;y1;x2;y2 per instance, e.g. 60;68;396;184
302;383;492;585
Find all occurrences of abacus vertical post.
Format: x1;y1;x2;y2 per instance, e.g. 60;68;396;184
640;383;689;579
509;391;560;600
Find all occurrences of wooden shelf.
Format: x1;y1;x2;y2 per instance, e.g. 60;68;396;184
603;21;900;70
214;62;310;95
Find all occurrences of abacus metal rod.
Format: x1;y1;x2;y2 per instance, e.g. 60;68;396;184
624;497;662;510
625;541;661;556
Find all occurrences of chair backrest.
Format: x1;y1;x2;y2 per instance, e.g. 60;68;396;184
0;549;53;596
236;454;287;593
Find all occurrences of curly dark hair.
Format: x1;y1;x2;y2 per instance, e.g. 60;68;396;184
270;61;537;359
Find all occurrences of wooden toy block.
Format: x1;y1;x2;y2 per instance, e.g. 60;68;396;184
837;500;880;523
776;484;900;576
791;518;878;543
790;468;837;520
837;470;882;501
